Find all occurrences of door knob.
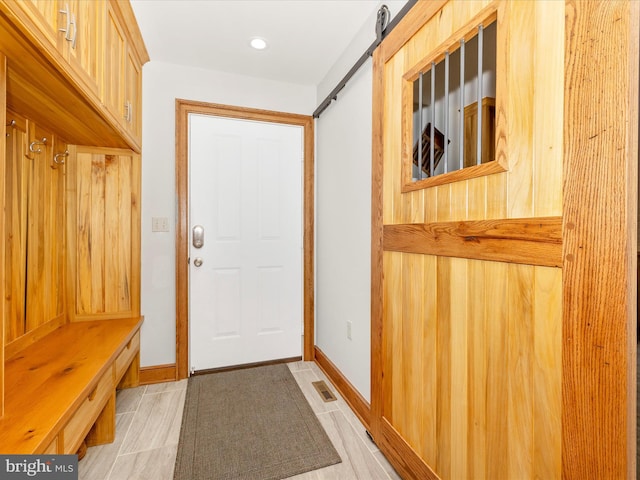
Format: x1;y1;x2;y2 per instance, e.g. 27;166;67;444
193;257;203;267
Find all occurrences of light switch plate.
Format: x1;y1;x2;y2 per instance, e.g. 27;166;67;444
152;217;170;232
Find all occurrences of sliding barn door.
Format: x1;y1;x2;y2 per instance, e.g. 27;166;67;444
371;1;637;479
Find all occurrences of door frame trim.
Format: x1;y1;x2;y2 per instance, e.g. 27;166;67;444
174;99;315;379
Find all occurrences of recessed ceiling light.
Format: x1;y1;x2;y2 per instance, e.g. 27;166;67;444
250;37;267;50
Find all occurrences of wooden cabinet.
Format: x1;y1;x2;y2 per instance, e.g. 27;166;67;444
10;0;104;96
0;0;146;152
0;0;146;436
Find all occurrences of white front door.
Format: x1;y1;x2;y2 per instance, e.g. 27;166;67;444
189;114;303;371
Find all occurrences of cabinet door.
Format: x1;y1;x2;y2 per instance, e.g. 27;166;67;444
64;0;104;96
103;4;126;126
124;47;141;142
16;0;62;49
66;146;140;320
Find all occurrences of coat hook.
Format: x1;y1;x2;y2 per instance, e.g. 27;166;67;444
29;137;47;153
6;119;15;137
52;150;68;169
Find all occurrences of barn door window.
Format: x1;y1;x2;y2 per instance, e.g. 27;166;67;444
405;18;499;190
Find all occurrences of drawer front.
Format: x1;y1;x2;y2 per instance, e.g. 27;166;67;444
115;331;140;381
63;368;113;453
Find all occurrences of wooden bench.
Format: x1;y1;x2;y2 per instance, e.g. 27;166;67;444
0;317;143;454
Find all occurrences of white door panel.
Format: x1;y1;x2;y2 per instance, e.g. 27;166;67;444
189;114;302;370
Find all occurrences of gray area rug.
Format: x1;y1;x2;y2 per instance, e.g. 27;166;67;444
173;364;341;480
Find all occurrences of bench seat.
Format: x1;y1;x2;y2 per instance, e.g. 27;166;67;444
0;317;143;454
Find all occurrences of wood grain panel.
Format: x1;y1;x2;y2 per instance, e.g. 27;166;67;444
562;1;638;478
483;261;508;479
0;52;6;416
532;0;563;217
68;147;140;320
505;0;534;219
373;2;569;479
25;123;65;332
4;112;27;343
533;266;562;478
384;217;562;267
449;257;468;480
506;263;534;478
466;259;486;479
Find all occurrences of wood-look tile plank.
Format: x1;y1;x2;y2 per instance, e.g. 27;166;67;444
119;389;185;454
116;386;146;414
144;379;187;394
79;413;135;480
289;411;389;480
108;445;178;480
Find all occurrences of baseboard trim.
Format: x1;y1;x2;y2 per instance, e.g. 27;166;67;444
140;364;177;385
314;346;371;430
377;418;438;480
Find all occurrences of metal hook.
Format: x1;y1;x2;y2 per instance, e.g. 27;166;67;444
29;137;47;153
52;150;68;168
6;119;15;137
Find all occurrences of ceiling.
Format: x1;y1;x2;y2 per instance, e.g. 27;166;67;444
129;0;384;86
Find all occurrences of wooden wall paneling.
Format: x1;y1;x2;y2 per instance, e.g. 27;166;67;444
449;257;468;480
421;253;437;466
399;253;423;450
0;52;6;416
69;147;140;320
506;263;535;478
562;1;638;478
387;253;403;428
434;255;451;477
533;266;562;478
25;122;64;332
532;0;564;218
90;152;106;313
483;260;508;479
466;258;487;479
505;0;534;219
4;112;27;344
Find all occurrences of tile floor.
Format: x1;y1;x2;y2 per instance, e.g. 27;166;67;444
79;361;401;480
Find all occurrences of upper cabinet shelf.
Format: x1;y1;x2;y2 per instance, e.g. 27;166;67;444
0;0;148;152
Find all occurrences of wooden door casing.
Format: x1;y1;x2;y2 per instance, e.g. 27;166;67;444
372;1;637;479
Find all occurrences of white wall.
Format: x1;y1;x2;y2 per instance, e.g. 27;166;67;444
315;1;408;403
139;61;315;367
